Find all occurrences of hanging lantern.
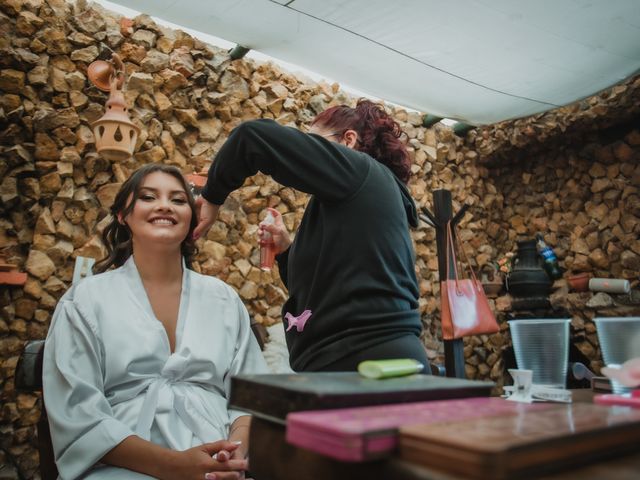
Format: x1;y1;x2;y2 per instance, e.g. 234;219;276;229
87;53;140;161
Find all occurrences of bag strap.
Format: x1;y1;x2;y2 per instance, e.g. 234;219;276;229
445;221;480;289
444;221;459;283
453;222;479;284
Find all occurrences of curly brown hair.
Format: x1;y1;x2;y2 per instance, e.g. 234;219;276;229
312;98;411;183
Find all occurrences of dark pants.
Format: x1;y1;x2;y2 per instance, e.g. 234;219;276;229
319;334;430;372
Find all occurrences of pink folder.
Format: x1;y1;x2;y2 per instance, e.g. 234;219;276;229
286;397;552;462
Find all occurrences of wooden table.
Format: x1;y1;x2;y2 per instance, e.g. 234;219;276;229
247;390;640;480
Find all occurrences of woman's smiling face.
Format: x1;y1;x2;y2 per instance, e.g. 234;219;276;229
123;171;193;249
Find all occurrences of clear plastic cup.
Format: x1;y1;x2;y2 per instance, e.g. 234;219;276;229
509;318;570;389
594;317;640;394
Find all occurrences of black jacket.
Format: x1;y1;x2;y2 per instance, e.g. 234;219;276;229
202;119;421;371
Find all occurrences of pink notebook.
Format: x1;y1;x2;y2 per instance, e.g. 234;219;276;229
286;397;552;462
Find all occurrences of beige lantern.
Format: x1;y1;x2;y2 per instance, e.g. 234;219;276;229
87;53;140;161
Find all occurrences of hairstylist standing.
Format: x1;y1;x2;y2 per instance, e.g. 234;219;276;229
194;99;428;372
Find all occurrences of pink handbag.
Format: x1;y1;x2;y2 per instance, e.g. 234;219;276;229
440;221;499;340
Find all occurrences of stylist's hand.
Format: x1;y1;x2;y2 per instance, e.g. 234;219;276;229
258;208;291;254
193;196;220;241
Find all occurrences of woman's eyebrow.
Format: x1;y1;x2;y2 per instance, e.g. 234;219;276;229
139;187;186;195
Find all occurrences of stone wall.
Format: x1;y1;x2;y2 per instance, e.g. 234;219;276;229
1;0;639;477
474;121;640;378
470;75;640;165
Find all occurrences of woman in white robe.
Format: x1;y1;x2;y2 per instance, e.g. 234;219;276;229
43;164;267;480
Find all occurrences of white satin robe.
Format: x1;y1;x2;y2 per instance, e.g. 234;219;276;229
43;257;267;480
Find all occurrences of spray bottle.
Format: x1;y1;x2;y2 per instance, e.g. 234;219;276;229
260;210;276;271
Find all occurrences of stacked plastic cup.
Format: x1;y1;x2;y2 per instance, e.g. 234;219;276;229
509;318;571;389
594;317;640;394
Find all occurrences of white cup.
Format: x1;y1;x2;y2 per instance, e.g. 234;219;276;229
509;318;570;389
594;317;640;393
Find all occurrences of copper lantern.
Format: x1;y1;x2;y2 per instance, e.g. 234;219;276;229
87;53;140;161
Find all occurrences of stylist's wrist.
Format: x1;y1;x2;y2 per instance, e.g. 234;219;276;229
275;239;291;255
193;196;220;240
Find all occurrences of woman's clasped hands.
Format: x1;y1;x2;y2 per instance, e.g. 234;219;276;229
166;440;250;480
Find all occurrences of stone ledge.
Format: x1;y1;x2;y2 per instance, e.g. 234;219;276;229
495;290;640;313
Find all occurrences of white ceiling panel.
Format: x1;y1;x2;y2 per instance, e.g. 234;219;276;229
105;0;640;125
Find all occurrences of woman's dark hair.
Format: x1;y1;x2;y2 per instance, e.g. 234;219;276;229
312;98;411;183
94;163;198;273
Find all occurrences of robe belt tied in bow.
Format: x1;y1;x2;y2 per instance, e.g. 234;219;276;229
135;376;222;446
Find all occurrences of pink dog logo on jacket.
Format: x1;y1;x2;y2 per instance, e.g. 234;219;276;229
285;310;312;332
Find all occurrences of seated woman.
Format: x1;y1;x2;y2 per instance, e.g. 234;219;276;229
43;164;267;480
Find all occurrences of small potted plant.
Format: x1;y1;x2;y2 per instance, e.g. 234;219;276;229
496;252;515;276
479;258;506;298
481;253;514;297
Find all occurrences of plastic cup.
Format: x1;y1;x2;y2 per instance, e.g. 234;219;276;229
594;317;640;394
509;318;570;389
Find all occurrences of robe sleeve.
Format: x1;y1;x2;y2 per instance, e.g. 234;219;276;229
224;292;269;424
43;298;135;480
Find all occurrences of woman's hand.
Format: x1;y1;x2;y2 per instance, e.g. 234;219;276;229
164;441;247;480
258;208;291;255
226;447;251;480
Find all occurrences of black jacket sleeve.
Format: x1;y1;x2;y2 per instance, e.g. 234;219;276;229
275;247;290;288
200;119;371;205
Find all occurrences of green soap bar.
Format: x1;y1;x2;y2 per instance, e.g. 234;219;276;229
358;359;424;379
